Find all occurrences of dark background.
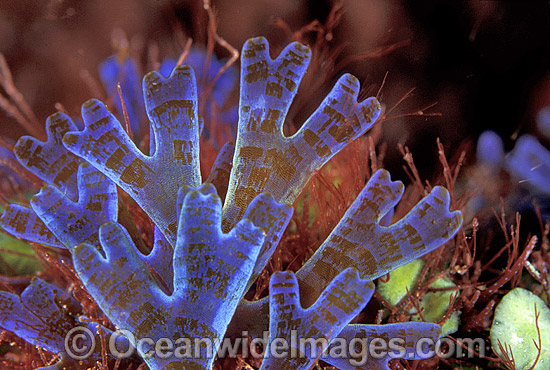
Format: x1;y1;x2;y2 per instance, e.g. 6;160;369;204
0;0;549;179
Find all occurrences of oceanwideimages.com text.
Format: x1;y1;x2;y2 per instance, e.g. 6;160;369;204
65;327;486;365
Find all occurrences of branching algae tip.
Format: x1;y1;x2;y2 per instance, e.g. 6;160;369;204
0;37;462;370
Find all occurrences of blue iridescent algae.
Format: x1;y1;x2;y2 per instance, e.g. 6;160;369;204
222;38;383;231
260;269;374;370
0;112;84;248
0;203;63;248
477;129;550;195
0;37;463;370
232;168;461;370
0;278;126;370
476;128;550;220
160;51;239;148
505;134;550;194
13;112;81;201
477;130;505;172
101;48;238;147
64;66;203;245
72;184;265;370
31;162;118;250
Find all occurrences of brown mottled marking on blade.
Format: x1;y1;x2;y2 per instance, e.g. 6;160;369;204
52;160;79;186
239;146;263;162
303;129;320;146
152;99;194;120
130;302;169;338
265;81;283;98
119;158;153;189
11;209;29;233
243;39;267;58
15;141;47;171
173;140;193;164
245;61;269;83
260;109;280;133
340;83;355;95
104;148;126;172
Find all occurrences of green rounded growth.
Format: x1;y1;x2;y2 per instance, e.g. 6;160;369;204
377;259;460;336
490;287;550;370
